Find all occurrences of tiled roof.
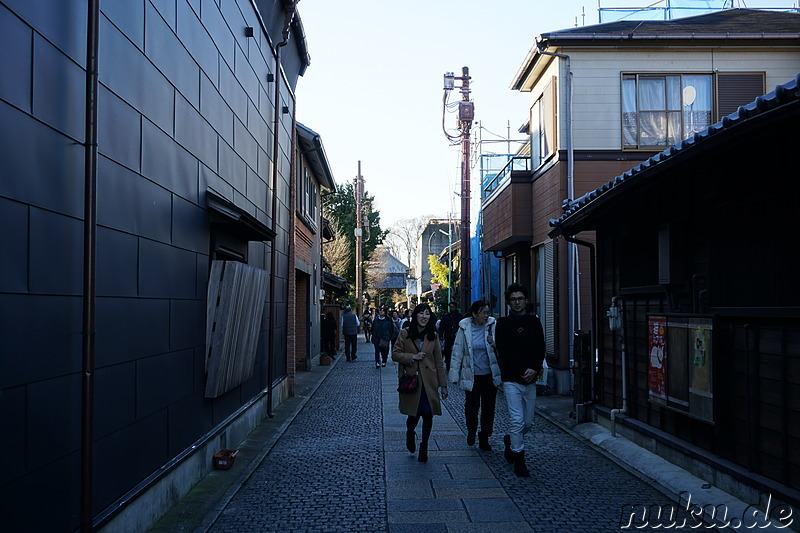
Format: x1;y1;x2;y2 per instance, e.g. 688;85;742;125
549;73;800;235
541;8;800;42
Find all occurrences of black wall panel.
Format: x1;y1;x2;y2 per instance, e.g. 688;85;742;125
138;239;198;299
234;114;259;170
3;0;86;65
95;297;170;367
0;385;25;484
0;197;28;293
146;1;200;107
0;450;80;532
177;0;219;81
98;86;142;173
0;101;85;218
99;15;175;135
218;137;248;192
175;92;218;169
136;349;194;418
200;72;235;145
33;33;86;142
220;59;250;123
172;194;210;254
141;118;199;204
102;0;145;51
0;294;82;389
27;373;81;470
152;0;177;31
96;226;140;297
200;0;236;69
93;410;169;512
168;390;213;456
0;5;32;111
169;298;205;350
94;362;136;439
97;155;173;243
29;208;83;295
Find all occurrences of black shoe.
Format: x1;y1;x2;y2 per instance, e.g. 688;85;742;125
478;432;492;451
418;441;428;463
513;450;531;477
353;355;357;360
503;435;514;463
466;431;476;446
406;430;416;453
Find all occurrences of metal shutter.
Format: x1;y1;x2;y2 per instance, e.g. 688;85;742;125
716;73;765;119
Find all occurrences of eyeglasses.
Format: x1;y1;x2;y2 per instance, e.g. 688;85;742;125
508;297;526;303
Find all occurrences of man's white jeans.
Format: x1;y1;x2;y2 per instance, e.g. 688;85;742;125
503;381;537;452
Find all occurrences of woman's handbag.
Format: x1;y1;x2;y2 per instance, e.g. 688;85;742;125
398;366;419;394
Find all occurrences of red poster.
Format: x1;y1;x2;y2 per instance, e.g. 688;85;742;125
648;317;667;398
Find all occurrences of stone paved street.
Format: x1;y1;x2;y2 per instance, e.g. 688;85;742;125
195;340;705;532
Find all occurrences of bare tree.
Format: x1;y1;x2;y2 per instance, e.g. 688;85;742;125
322;218;350;279
384;215;432;272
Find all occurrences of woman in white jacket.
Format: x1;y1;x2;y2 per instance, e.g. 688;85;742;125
448;299;502;451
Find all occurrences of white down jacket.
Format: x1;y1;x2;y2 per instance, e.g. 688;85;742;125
448;316;502;391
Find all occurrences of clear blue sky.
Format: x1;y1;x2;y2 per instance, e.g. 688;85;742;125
294;0;793;229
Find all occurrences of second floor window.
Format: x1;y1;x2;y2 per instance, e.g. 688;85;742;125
298;165;318;229
622;73;712;150
530;78;557;170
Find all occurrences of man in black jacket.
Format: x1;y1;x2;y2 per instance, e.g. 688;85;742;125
437;301;461;371
494;283;545;477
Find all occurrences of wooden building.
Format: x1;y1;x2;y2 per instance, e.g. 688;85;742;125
549;74;800;508
484;8;800;394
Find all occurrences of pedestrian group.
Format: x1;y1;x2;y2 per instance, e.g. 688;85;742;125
328;282;545;476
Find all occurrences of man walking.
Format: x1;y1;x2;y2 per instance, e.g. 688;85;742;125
494;283;545;477
340;305;360;362
437;301;461;371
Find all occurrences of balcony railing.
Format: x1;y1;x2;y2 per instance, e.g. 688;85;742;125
482;156;530;199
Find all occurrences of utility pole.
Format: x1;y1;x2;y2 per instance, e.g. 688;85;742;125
354;162;365;318
443;67;473;311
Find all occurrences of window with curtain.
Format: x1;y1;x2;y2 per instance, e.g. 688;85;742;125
622;73;712;149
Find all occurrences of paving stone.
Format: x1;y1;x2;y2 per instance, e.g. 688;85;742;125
202;340;708;532
462;497;524;522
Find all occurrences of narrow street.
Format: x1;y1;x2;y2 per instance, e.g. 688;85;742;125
154;340;706;532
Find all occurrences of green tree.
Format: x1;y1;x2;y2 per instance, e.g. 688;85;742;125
323;181;386;294
427;254;453;315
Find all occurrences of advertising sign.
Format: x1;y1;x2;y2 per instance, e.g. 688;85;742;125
648;316;667;399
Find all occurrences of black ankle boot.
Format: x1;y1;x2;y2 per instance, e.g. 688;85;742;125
406;430;416;453
466;430;476;446
418;441;428;462
513;450;531;477
503;435;514;463
478;432;492;451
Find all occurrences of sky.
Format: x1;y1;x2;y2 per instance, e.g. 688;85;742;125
293;0;794;229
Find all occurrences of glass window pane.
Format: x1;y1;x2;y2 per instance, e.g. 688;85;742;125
667;76;682;110
640;111;667;145
667;111;681;146
639;77;665;111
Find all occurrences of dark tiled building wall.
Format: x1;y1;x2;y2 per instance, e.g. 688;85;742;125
0;0;295;530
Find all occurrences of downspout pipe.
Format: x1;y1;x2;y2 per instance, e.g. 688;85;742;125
563;235;596;410
609;296;628;436
81;1;100;531
535;40;578;365
268;2;297;417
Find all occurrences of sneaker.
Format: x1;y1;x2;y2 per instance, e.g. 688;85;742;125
381;363;386;367
375;363;380;368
